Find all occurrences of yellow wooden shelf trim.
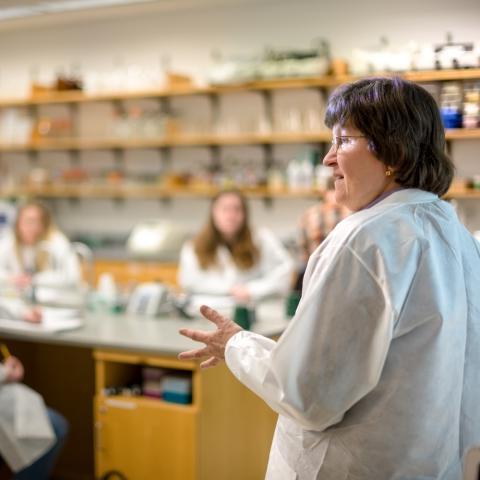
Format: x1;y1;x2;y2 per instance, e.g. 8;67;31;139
0;184;325;200
2;69;480;107
1;128;479;153
0;132;332;151
94;349;197;370
100;394;199;413
445;128;480;140
0;183;480;199
444;189;480;199
2;184;480;200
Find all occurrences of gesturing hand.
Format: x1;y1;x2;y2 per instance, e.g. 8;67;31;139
178;305;242;369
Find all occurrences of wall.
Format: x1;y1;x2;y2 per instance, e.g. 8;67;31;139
0;0;480;241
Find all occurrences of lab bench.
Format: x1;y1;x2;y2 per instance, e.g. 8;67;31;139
0;307;288;480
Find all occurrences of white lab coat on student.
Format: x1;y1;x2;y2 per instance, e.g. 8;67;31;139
225;189;480;480
0;366;55;472
178;228;294;301
0;230;81;290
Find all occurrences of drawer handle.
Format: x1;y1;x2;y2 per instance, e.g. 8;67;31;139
105;399;137;409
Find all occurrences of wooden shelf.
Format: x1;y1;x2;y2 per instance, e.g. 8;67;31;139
4;182;479;200
101;394;197;413
444;188;480;199
445;128;480;140
1;69;480;108
2;182;479;201
0;77;342;107
0;128;479;152
402;68;480;83
0;184;324;200
0;132;332;151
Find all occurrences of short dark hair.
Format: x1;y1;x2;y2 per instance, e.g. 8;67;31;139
325;77;454;196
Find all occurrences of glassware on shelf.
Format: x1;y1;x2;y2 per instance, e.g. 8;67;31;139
32;115;73;139
267;167;286;191
463;82;480;128
256;114;272;134
56;63;83;91
315;164;332;191
27;168;50;186
440;82;463;129
275;108;302;133
0;108;33;144
215;116;241;135
274;107;325;133
303;107;323;132
473;175;480;191
111;106;166;139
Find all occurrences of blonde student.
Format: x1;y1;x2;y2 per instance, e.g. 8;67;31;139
0;200;81;290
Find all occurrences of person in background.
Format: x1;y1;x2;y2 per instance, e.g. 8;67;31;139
0;351;68;480
178;189;294;304
0;200;81;322
292;177;350;292
178;77;480;479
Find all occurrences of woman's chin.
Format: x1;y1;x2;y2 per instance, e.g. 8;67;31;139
334;189;346;207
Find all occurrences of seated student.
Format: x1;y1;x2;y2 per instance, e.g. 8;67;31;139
292;179;350;293
0;353;68;480
0;201;82;321
178;189;293;304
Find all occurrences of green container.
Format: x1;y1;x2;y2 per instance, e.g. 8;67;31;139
233;305;255;330
285;291;302;318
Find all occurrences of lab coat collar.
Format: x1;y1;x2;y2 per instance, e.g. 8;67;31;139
369;188;439;209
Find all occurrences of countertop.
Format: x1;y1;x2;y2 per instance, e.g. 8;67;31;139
0;300;290;356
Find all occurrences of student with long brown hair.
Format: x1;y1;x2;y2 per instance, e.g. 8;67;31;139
178;190;293;303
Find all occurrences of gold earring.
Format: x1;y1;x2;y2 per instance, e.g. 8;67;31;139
385;169;392;177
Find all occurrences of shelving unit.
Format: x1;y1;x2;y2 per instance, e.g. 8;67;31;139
1;68;479;201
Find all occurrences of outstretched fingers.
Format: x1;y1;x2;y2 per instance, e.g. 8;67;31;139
199;305;228;327
200;356;220;369
179;328;211;343
178;346;209;360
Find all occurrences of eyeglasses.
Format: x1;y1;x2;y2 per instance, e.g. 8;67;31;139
331;135;366;152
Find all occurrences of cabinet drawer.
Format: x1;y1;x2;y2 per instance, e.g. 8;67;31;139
95;396;197;480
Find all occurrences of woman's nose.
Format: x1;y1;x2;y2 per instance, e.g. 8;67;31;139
323;146;337;167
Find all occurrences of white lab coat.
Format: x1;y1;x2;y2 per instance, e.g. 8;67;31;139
0;230;81;290
225;189;480;479
0;366;55;472
178;228;294;301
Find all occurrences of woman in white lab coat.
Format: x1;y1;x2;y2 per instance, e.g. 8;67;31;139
178;189;293;303
178;78;480;479
0;201;82;322
0;355;68;479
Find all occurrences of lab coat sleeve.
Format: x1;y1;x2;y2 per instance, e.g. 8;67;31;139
33;237;82;289
225;245;395;431
244;229;294;300
0;299;28;321
0;233;17;286
177;242;231;296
